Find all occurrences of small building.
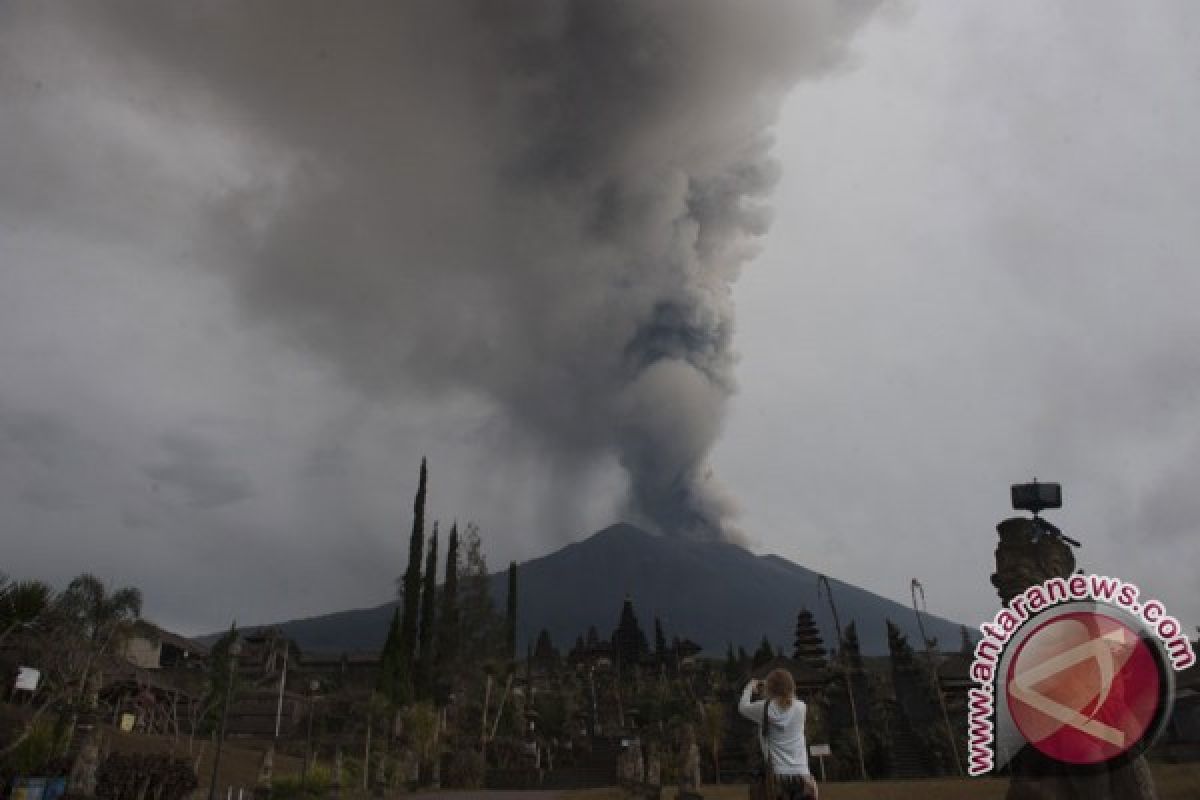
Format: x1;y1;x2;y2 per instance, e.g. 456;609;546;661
122;620;208;670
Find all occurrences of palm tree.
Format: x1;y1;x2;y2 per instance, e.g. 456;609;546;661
0;577;54;644
58;573;142;705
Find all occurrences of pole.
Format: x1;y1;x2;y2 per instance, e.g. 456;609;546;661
911;579;964;776
274;645;288;739
363;712;371;792
481;673;492;754
817;574;868;781
588;666;598;737
208;646;238;800
304;682;317;781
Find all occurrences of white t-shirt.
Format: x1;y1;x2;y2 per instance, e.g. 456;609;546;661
738;682;810;776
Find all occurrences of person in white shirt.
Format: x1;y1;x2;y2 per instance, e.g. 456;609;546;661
738;669;818;799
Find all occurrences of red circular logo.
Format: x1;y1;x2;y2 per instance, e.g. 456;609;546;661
1005;610;1162;765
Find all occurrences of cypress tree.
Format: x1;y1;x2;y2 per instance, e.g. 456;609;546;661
752;635;775;668
435;522;460;678
377;608;401;702
504;561;518;662
842;621;865;673
397;457;427;704
724;642;739;682
613;595;649;669
416;523;439;698
654;617;667;663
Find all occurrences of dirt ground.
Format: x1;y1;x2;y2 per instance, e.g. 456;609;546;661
480;761;1200;800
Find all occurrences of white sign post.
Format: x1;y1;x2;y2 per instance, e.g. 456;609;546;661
14;666;40;693
809;743;831;781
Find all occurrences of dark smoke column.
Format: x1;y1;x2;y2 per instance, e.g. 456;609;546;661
489;1;884;540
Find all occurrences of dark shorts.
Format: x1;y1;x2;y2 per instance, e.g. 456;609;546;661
776;774;817;799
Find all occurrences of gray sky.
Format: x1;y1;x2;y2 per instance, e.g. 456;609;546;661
2;1;1198;637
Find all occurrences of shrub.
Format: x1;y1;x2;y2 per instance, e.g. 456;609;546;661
443;748;484;789
1;719;64;777
271;763;332;799
95;753;197;800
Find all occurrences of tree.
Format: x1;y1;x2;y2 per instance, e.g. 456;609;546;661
504;561;518;663
724;643;739;683
751;636;774;669
824;620;875;778
842;621;865;672
416;524;439;699
202;624;240;733
400;702;440;786
434;522;460;684
397;458;428;705
0;580;82;761
0;578;53;644
59;573;142;705
377;608;402;703
654;618;667;665
887;618;953;773
613;595;648;671
458;524;497;668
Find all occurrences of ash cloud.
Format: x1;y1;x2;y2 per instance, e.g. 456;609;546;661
143;433;255;510
42;1;880;541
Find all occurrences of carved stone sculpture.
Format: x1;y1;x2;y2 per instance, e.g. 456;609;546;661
992;517;1157;800
645;743;661;787
257;744;274;788
67;728;102;797
676;724;701;797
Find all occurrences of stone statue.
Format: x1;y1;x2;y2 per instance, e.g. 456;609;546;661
991;517;1075;604
257;744;274;788
992;517;1158;800
397;747;419;787
67;728;102;797
676;724;702;799
618;740;643;789
85;669;103;711
645;742;662;787
374;748;389;794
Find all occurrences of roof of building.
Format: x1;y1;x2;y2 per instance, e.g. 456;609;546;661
130;620;210;657
300;650;381;666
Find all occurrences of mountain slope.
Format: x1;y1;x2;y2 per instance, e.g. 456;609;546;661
229;523;970;656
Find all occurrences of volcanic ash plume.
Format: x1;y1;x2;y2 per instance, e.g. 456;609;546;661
62;1;880;541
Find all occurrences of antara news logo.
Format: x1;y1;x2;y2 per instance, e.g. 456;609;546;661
966;573;1196;776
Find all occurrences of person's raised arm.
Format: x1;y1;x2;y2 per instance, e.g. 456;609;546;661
737;679;766;722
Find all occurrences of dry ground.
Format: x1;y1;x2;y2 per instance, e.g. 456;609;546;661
539;761;1200;800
